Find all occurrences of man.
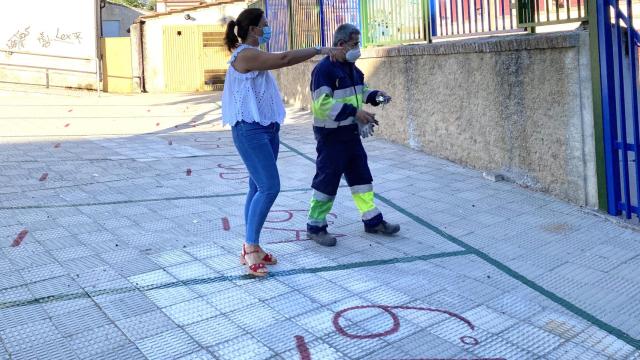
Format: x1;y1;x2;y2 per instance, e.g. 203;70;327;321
306;23;400;247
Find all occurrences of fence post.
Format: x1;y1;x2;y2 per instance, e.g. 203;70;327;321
595;0;620;215
588;0;608;212
429;0;438;37
421;0;433;43
319;0;326;46
516;0;536;32
359;0;370;46
287;0;294;49
264;0;270;52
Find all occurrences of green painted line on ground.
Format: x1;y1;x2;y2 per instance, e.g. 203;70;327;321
0;250;470;310
0;186;319;210
280;140;640;350
0;192;246;210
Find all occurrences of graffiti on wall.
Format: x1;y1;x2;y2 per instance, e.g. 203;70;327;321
37;28;82;48
5;26;31;50
5;25;83;52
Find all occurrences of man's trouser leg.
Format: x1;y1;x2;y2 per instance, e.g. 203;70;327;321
307;138;344;234
344;138;383;229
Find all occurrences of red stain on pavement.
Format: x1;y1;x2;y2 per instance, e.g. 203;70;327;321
294;336;311;360
11;230;29;247
39;173;48;181
186;168;192;176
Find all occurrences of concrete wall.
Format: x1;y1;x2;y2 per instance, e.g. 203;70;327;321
130;23;144;92
273;31;598;207
140;3;245;92
0;0;99;90
102;2;147;37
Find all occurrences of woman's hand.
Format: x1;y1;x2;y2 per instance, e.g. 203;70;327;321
321;47;346;62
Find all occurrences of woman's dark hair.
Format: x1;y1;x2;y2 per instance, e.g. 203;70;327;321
224;8;264;52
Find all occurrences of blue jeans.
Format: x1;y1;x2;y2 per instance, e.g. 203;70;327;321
231;121;281;245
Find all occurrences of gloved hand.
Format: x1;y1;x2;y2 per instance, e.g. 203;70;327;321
375;92;392;105
358;122;375;138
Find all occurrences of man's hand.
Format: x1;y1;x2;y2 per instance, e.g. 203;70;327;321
375;91;392;105
358;122;375;138
355;110;378;125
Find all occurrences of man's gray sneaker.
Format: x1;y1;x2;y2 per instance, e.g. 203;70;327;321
365;220;400;235
308;231;337;247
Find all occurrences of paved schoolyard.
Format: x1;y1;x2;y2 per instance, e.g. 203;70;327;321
0;88;639;359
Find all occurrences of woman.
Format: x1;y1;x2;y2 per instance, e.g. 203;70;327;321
222;8;343;276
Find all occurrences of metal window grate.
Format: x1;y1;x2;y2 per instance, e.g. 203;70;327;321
202;32;225;47
204;69;226;88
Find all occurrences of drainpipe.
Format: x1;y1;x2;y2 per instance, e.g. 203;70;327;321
139;19;147;92
97;0;105;95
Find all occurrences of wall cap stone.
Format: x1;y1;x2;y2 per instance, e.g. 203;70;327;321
360;30;583;59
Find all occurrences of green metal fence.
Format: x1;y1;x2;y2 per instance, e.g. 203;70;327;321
360;0;431;46
517;0;588;28
290;0;323;49
246;0;589;49
248;0;265;10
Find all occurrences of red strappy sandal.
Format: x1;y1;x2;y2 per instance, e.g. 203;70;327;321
240;244;277;266
241;246;269;277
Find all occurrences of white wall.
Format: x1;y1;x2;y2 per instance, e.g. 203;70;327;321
0;0;99;89
142;3;245;92
102;2;147;37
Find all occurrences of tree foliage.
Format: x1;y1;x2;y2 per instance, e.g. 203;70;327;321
108;0;156;11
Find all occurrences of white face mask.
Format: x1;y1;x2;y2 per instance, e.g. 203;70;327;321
346;47;361;62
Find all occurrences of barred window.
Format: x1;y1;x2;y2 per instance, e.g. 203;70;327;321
202;32;224;47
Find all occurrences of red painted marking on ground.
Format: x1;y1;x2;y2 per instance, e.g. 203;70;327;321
381;358;505;360
217;163;246;171
219;173;249;180
147;109;151;112
265;210;336;223
222;217;230;231
194;137;223;143
11;230;28;247
156;122;160;127
53;143;61;148
294;335;311;360
460;336;480;346
64;123;70;128
265;231;346;245
67;109;73;112
265;210;295;223
217;163;249;181
291;305;500;360
263;210;340;244
39;173;48;181
186;168;192;176
333;305;475;340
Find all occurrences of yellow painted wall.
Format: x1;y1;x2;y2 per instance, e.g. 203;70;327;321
163;25;228;92
101;37;133;93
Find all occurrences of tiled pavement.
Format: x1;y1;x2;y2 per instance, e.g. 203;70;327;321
0;88;639;359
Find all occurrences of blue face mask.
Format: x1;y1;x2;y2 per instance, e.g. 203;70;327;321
258;26;271;45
